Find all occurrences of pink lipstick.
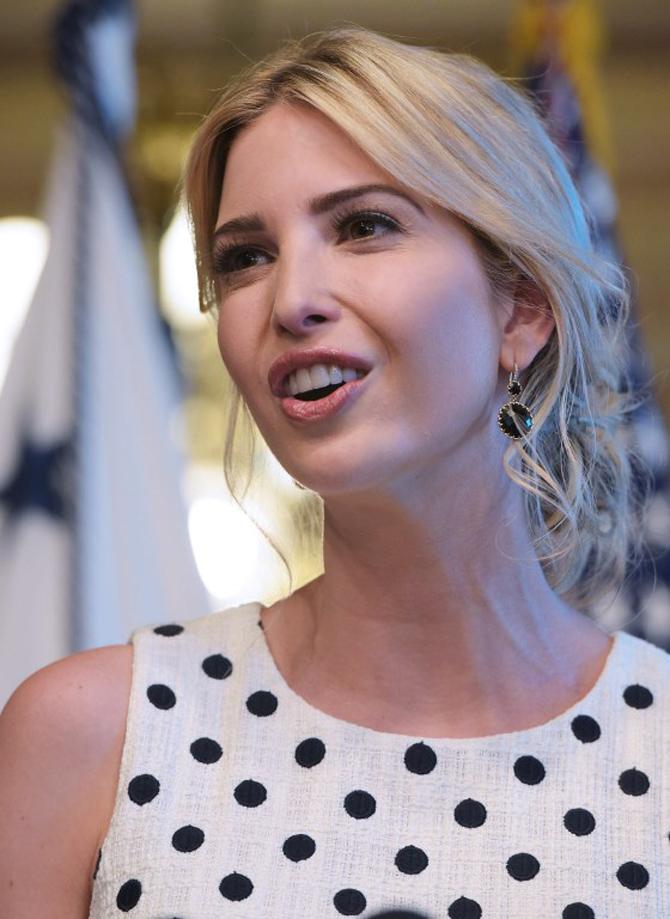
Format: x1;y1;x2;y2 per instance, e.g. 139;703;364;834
279;373;369;422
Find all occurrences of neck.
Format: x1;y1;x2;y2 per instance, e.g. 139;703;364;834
267;459;611;737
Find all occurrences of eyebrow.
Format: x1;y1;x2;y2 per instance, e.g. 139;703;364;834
212;183;424;241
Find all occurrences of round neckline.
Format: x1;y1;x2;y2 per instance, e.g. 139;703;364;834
252;602;625;748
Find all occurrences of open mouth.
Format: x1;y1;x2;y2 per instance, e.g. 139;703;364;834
283;365;369;402
292;382;347;402
278;370;369;421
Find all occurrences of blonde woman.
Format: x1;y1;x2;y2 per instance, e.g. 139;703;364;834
1;26;668;919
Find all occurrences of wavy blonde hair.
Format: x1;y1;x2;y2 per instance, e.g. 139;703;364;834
182;25;650;613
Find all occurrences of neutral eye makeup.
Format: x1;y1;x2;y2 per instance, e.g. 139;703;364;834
211;206;405;279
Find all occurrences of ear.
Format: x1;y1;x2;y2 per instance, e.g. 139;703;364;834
499;276;555;373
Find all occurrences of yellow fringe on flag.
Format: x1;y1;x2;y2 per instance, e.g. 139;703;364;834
507;0;616;176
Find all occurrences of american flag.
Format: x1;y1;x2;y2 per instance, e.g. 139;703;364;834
0;0;210;708
508;0;670;651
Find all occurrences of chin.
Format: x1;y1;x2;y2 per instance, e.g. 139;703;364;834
294;462;406;500
293;475;366;498
270;432;412;497
287;463;373;496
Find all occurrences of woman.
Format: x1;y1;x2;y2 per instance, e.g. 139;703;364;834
1;25;668;919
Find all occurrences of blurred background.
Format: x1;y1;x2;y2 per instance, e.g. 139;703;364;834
1;0;669;705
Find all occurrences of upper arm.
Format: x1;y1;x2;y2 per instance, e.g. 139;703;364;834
0;644;133;918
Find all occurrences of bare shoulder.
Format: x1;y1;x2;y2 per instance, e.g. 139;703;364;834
0;644;133;918
1;642;133;728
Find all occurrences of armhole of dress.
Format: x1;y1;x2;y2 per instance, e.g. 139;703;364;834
88;626;147;895
87;604;265;911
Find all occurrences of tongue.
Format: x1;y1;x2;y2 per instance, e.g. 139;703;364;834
295;381;346;402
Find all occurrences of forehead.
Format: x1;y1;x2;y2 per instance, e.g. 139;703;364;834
217;102;394;218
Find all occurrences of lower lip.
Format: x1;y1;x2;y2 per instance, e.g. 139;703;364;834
278;375;369;422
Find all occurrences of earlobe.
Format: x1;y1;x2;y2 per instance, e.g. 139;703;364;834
500;277;555;373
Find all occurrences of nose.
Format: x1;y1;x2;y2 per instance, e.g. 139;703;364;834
270;242;341;336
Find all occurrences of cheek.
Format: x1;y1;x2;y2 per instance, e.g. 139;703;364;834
216;316;250;393
379;255;498;365
373;264;501;440
217;316;276;433
216;323;234;379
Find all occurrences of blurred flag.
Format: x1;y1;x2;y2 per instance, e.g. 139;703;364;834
508;0;670;650
0;0;210;707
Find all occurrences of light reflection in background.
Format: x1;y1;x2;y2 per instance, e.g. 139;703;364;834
0;217;49;390
159;205;206;329
186;476;263;604
183;462;293;609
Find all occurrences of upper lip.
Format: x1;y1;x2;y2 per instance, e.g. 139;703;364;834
268;347;373;397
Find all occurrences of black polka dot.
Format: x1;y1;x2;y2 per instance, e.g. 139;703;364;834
219;872;253;901
172;824;205;852
571;714;601;743
128;774;160;806
234;779;267;807
153;624;184;637
202;654;233;680
344;789;376;819
92;848;102;880
513;755;546;785
146;684;176;710
623;683;653;709
295;737;326;768
454;798;487;828
404;742;437;775
506;852;540;881
333;888;366;915
563;808;596;836
448;896;483;919
282;833;316;862
246;690;278;716
190;737;222;764
618;767;650;796
116;879;142;911
562;904;595;919
617;861;649;890
395;845;429;874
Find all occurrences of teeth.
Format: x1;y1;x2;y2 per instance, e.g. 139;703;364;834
295;368;314;394
286;363;362;396
309;365;332;389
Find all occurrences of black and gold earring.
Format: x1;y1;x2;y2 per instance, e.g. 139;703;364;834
498;362;534;439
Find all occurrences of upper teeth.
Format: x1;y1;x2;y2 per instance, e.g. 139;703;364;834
286;364;362;396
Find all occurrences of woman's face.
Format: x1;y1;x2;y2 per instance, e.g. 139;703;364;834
214;101;511;497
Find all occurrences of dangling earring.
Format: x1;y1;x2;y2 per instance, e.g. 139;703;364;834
498;362;534;439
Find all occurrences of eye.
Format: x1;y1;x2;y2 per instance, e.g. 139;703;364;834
211;208;402;279
334;209;401;241
212;245;269;277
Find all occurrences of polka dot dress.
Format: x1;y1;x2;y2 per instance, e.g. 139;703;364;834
88;602;670;918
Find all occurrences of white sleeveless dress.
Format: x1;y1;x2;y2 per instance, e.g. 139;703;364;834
88;602;670;918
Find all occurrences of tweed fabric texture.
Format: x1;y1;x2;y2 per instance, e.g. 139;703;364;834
88;602;670;918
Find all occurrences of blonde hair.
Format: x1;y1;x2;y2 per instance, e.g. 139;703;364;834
182;25;650;613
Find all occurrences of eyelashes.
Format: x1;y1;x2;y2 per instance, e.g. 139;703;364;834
211;206;403;278
212;246;266;277
331;205;402;243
